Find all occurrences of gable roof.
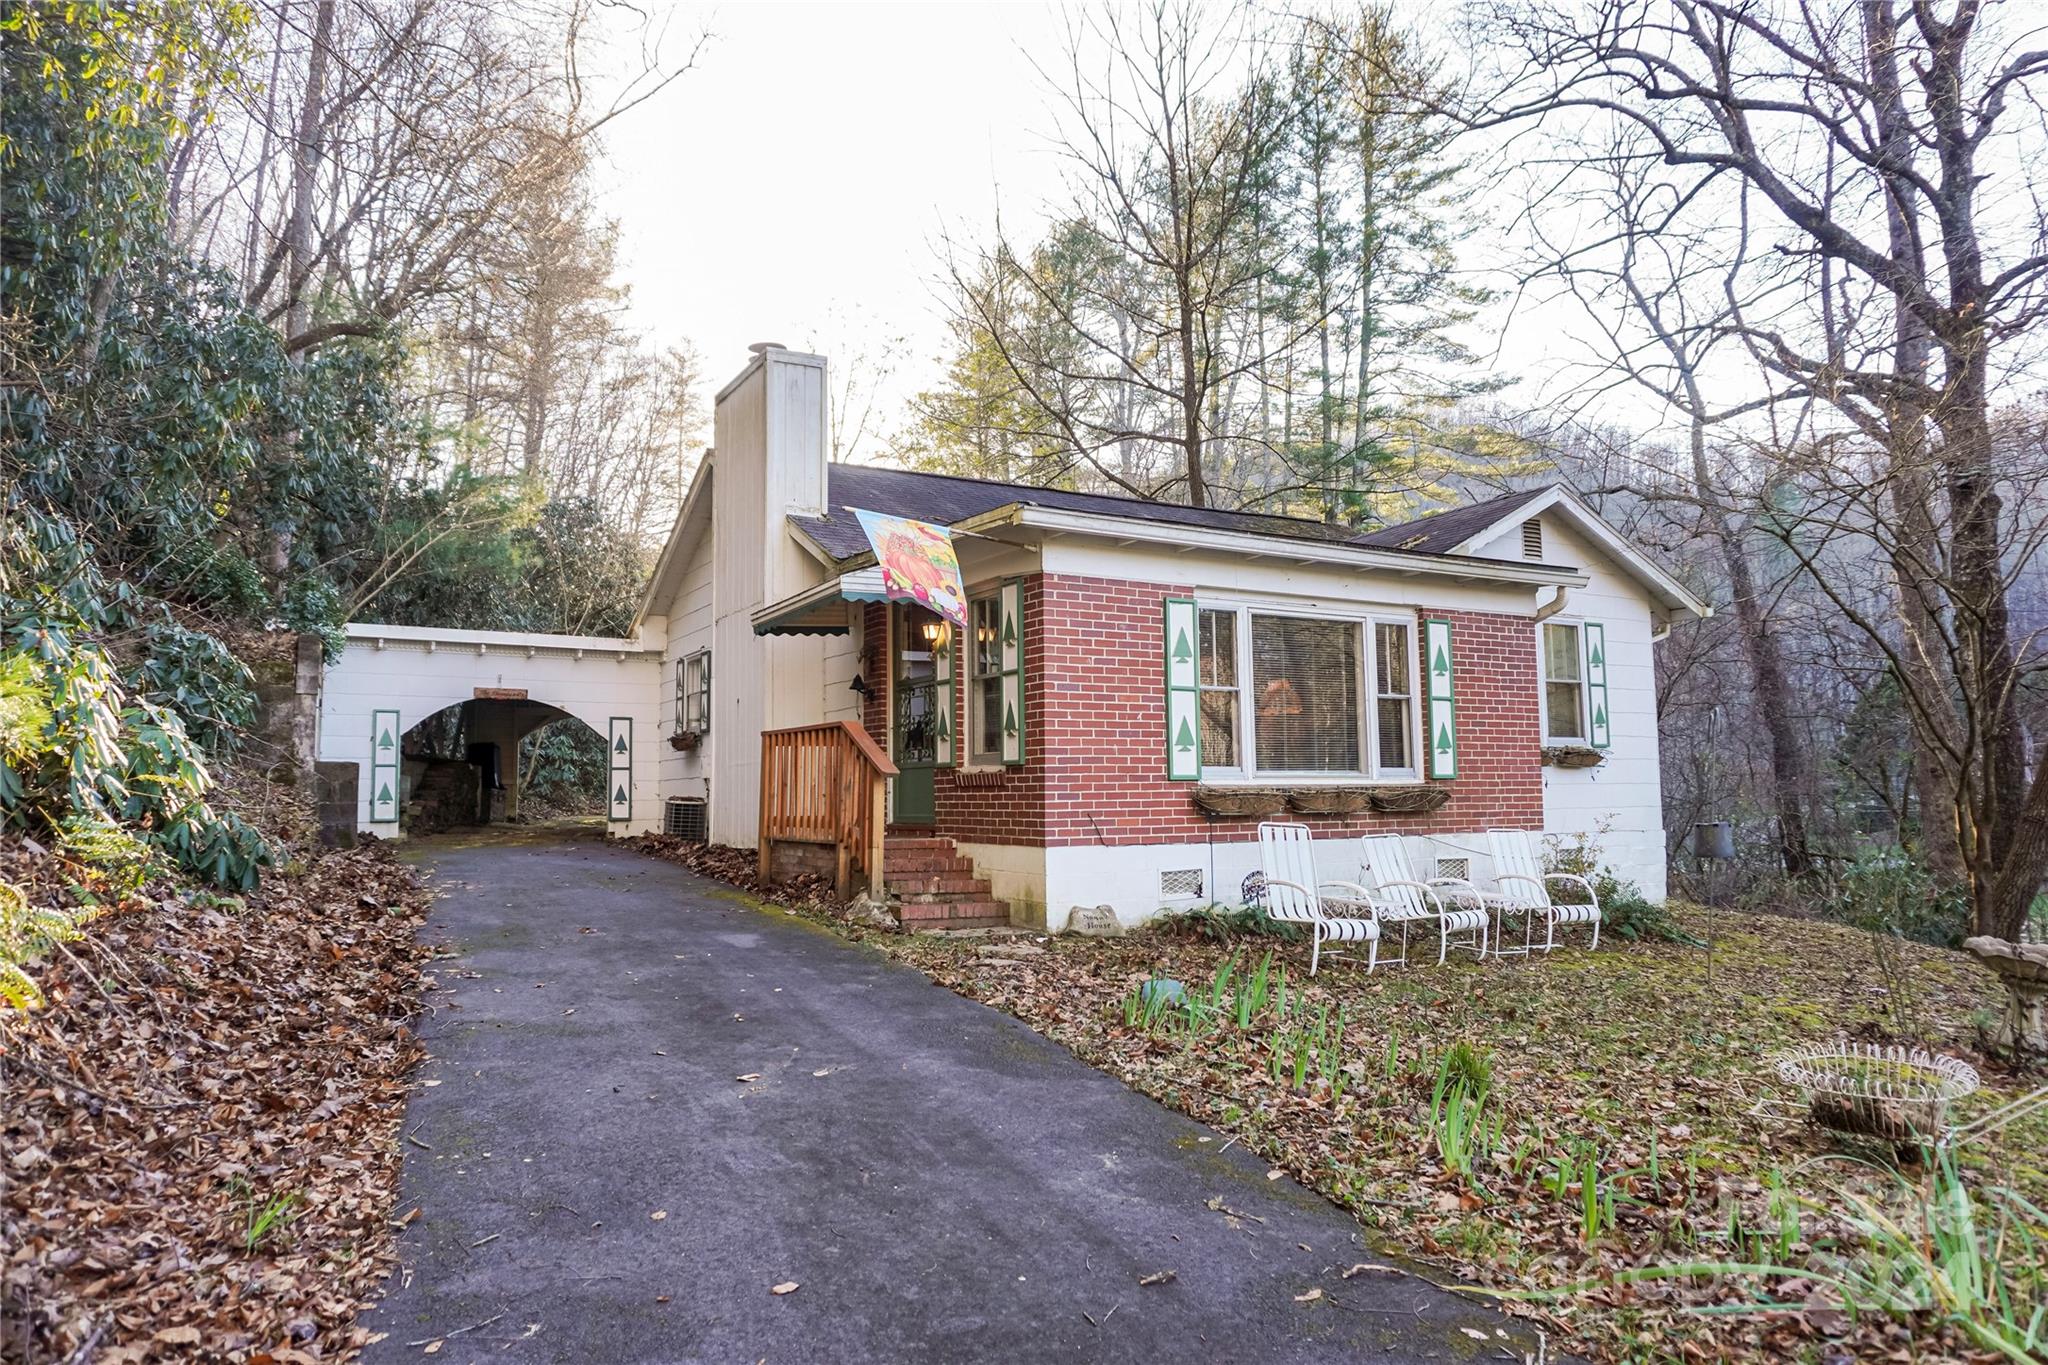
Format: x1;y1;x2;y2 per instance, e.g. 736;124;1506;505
790;465;1367;563
1359;484;1710;619
1354;486;1552;555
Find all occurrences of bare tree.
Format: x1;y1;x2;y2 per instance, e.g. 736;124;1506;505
1477;0;2048;938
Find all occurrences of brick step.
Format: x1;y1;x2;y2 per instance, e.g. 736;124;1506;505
885;873;991;896
898;900;1012;927
885;836;956;852
894;889;998;906
882;854;974;874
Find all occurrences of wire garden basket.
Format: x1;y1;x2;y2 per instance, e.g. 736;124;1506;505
1772;1041;1980;1144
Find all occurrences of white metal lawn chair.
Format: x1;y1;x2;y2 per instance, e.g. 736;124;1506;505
1485;828;1602;955
1256;822;1383;976
1358;835;1490;965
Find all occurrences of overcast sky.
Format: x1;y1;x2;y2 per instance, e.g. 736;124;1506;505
585;2;1651;458
593;2;1076;442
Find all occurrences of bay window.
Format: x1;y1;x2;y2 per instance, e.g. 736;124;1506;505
1194;604;1419;781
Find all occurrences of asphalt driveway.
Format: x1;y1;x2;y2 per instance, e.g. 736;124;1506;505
363;827;1544;1363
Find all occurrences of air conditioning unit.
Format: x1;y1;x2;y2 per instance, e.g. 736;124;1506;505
663;797;708;841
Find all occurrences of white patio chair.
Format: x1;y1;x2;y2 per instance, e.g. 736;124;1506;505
1358;835;1490;965
1256;822;1382;976
1485;829;1602;954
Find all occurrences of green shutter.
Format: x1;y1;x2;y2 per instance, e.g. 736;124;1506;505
608;716;633;821
370;709;400;822
1584;622;1611;749
934;622;957;767
1164;598;1201;781
998;579;1025;766
1424;619;1457;780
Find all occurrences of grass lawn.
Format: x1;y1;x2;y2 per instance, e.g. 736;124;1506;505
876;905;2047;1364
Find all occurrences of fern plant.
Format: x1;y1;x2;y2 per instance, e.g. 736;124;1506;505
0;878;86;1010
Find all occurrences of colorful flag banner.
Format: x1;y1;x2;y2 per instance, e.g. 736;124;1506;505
850;508;967;628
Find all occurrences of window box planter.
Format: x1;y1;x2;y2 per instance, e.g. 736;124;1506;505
1542;744;1605;769
1191;787;1287;818
1287;787;1373;816
669;731;702;752
1367;786;1450;815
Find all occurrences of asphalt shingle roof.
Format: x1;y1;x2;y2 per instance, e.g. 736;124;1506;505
794;465;1368;563
790;465;1558;566
1351;486;1554;556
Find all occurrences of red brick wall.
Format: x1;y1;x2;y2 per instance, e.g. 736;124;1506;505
868;576;1543;849
1034;575;1542;848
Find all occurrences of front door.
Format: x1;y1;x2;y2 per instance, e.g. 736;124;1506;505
892;603;942;826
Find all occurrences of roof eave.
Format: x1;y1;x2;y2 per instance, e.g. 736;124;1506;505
1461;488;1711;619
1007;505;1588;589
632;457;714;632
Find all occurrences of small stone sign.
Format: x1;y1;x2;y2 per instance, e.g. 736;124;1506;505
1064;904;1125;937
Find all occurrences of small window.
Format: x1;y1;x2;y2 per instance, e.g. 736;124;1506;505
1372;620;1415;774
1522;519;1544;559
969;595;1003;763
1542;623;1584;742
1197;608;1240;768
678;650;711;735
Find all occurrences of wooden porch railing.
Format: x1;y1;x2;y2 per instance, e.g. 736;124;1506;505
759;721;899;900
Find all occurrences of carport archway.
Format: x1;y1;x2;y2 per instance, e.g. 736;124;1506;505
396;697;611;834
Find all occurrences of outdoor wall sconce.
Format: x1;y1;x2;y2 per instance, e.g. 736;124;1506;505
920;620;951;650
849;673;874;699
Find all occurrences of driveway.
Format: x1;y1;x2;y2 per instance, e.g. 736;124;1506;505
364;828;1544;1363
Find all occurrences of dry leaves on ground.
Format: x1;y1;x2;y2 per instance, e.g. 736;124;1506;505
2;836;431;1362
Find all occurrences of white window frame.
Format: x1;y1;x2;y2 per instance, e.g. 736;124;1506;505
1196;606;1243;770
678;649;712;736
1539;619;1586;743
1192;599;1422;785
967;592;1003;766
1369;617;1421;780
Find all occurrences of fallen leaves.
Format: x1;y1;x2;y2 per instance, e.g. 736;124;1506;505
1136;1269;1177;1287
771;1281;800;1296
1293;1288;1323;1304
2;832;432;1360
649;1210;669;1221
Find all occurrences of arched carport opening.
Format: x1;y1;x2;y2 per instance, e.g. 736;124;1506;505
398;697;610;834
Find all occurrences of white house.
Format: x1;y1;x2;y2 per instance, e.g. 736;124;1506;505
320;343;1710;930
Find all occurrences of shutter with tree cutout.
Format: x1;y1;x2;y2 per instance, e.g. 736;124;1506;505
1584;622;1611;749
370;709;400;822
1164;597;1201;781
1424;620;1457;779
608;717;633;820
999;579;1025;765
934;626;957;767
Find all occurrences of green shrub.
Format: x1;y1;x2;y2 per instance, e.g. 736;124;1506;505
1822;846;1970;947
134;616;257;754
1545;833;1699;944
1153;901;1306;942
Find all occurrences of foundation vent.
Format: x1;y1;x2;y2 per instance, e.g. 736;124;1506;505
1161;868;1205;900
1436;857;1471;883
663;797;708;841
